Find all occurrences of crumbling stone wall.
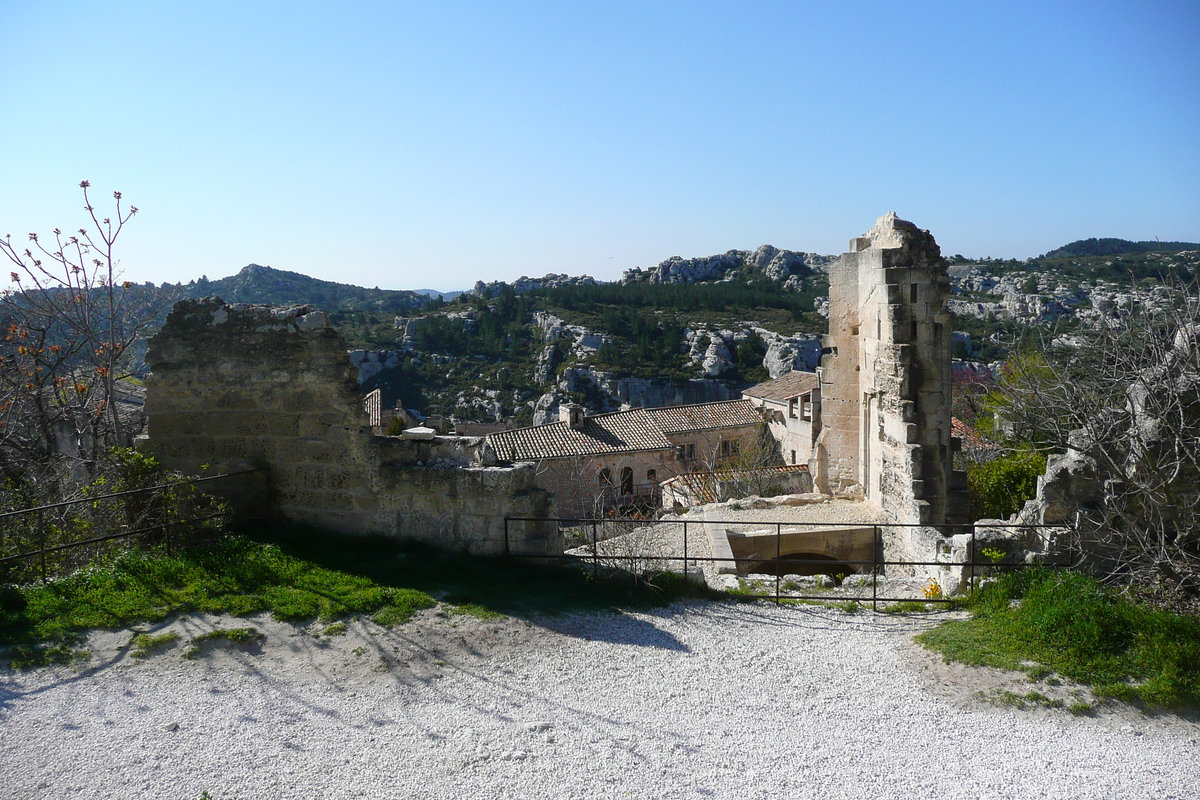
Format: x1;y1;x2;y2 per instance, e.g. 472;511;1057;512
142;298;559;555
813;213;969;564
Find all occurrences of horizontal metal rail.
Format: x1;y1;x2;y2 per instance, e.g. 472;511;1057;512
0;511;226;565
0;468;260;520
503;516;1078;610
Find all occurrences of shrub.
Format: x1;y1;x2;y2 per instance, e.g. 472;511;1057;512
967;448;1046;520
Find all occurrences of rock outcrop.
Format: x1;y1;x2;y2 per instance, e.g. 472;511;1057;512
621;245;835;287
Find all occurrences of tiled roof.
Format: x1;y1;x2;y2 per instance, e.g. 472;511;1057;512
951;416;1001;454
486;408;672;461
742;371;820;402
642;399;763;434
485;399;763;462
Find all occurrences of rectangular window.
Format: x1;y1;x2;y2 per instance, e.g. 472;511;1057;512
721;440;730;457
791;450;797;464
788;398;798;419
800;396;811;421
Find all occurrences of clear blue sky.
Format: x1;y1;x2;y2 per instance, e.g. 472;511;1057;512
2;1;1197;290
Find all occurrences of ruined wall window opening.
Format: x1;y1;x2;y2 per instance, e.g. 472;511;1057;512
790;450;797;465
619;467;633;495
910;284;918;303
788;398;798;419
800;395;811;421
910;320;918;341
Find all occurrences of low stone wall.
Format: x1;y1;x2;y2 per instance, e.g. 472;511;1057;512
141;298;559;555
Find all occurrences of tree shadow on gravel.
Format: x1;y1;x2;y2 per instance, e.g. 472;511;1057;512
251;524;716;628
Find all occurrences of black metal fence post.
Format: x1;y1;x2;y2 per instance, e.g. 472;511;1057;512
872;525;879;612
968;524;976;595
775;522;782;604
591;520;599;578
38;510;47;584
682;520;688;578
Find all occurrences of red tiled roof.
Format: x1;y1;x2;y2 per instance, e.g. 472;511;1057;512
485;399;763;462
742;371;820;402
486;408;672;461
642;399;763;434
951;417;1001;453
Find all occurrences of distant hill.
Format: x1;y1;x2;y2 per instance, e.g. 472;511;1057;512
412;288;466;302
183;264;429;312
1043;238;1199;259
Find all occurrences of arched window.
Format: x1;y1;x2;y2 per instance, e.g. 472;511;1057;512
620;467;634;495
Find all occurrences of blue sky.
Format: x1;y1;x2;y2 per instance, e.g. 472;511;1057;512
2;1;1197;290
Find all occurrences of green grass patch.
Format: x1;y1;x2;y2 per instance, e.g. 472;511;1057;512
917;568;1200;711
130;631;179;658
192;626;262;645
448;603;505;621
0;524;721;667
321;621;347;636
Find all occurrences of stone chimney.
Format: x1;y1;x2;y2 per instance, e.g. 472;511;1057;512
559;403;585;429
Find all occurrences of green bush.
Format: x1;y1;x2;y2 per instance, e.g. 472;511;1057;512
919;568;1200;710
967;448;1046;520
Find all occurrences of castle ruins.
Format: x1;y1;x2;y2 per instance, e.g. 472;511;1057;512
137;212;968;572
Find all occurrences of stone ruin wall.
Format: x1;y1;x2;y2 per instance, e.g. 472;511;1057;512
813;213;969;568
141;298;559;555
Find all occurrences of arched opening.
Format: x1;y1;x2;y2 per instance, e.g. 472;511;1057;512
744;552;856;578
619;466;634;495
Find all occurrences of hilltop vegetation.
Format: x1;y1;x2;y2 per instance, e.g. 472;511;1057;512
184;264;428;312
1043;237;1199;259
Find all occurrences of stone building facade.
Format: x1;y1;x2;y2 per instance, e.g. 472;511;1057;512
485;400;767;519
812;212;969;534
742;371;821;467
140;299;558;555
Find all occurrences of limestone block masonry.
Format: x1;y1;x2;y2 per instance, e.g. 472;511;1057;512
141;298;559;555
812;213;970;563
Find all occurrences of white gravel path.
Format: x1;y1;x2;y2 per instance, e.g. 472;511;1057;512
2;602;1197;800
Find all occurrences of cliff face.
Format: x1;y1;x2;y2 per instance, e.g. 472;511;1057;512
621;244;836;288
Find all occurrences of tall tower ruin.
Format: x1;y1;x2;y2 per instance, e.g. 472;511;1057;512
812;212;969;528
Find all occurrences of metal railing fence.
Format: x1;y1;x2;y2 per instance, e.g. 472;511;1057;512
503;516;1076;610
0;469;257;584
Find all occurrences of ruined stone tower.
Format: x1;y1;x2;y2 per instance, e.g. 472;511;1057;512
812;212;969;527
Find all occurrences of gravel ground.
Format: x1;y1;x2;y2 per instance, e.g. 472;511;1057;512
2;602;1198;800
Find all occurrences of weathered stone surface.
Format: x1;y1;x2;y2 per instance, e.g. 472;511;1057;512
811;213;969;573
142;298;560;555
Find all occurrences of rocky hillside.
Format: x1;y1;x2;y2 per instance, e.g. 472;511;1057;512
184;264;429;312
146;239;1195;429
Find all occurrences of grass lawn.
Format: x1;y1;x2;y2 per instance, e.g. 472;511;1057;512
917;568;1200;711
0;524;719;669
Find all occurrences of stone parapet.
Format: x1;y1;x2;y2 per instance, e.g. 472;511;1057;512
143;298;559;555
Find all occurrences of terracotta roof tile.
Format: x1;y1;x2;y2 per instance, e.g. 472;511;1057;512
742;371;820;402
642;399;763;434
485;399;763;462
486;408;672;461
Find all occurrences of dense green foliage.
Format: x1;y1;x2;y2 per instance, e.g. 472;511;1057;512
185;264;427;312
536;279;824;319
1043;238;1200;259
966;449;1046;520
918;569;1200;710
